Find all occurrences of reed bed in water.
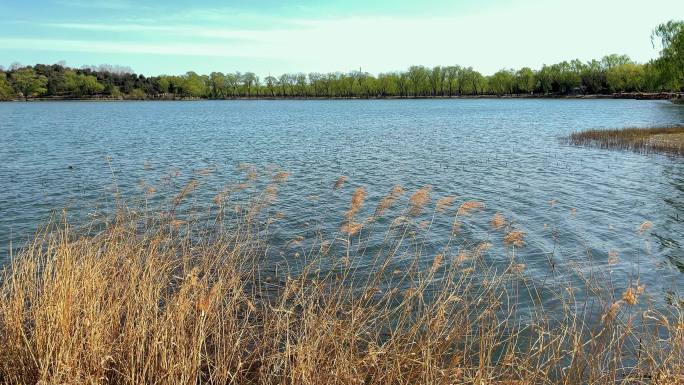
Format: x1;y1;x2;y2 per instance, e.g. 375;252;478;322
565;126;684;156
0;172;682;385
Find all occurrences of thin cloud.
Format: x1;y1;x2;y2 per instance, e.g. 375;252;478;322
54;0;153;11
0;38;272;58
43;22;289;42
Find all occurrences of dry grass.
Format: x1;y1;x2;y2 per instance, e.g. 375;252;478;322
375;185;405;216
409;185;432;216
565;126;684;156
457;201;485;216
435;196;457;213
333;176;348;190
0;179;682;385
490;212;506;230
502;230;526;248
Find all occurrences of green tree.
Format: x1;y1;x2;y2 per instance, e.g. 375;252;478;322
489;69;515;95
11;68;48;100
428;66;443;96
652;20;684;90
0;72;14;100
514;67;535;94
581;60;605;94
459;67;484;95
242;72;257;97
605;63;645;92
209;72;227;98
264;76;277;97
396;72;409;97
181;72;207;97
158;76;171;94
443;66;461;96
63;70;105;97
127;88;146;100
80;74;105;95
407;66;428;96
601;54;633;70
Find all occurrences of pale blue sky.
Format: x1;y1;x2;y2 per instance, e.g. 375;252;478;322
0;0;682;76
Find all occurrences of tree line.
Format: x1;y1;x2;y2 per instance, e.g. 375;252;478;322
1;21;682;101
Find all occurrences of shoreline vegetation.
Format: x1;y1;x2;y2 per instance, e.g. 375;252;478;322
3;92;684;102
0;172;682;384
566;126;684;156
0;19;682;102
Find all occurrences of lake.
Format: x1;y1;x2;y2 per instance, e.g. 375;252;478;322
1;99;683;306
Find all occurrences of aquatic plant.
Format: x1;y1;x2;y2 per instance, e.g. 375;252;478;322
565;126;684;156
333;175;348;190
409;185;432;216
0;176;681;385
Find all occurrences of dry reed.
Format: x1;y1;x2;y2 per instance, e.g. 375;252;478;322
375;185;405;216
565;126;684;156
435;196;457;213
409;185;432;216
333;176;348;190
503;230;526;248
0;181;681;385
490;212;506;229
457;201;485;216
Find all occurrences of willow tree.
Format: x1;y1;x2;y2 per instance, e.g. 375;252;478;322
264;76;277;97
652;20;684;90
407;66;428;96
515;67;535;94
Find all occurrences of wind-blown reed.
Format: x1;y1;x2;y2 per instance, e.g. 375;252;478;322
0;174;681;385
565;126;684;156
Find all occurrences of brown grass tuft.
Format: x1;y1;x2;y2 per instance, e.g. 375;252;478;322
503;230;526;247
333;175;348;190
409;185;432;216
565;126;684;156
173;179;199;205
0;186;680;385
435;196;457;213
272;171;290;183
457;201;485;216
340;221;364;235
490;212;506;229
375;185;405;216
430;254;444;273
345;187;367;221
638;220;653;233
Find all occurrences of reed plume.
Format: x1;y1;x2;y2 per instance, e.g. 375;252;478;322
375;185;405;216
345;187;367;220
503;230;526;247
456;201;485;216
272;170;290;183
409;185;432;216
333;175;348;190
0;179;680;385
173;179;199;206
490;212;506;229
638;220;653;233
435;196;457;213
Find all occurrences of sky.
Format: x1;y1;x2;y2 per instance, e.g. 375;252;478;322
0;0;682;77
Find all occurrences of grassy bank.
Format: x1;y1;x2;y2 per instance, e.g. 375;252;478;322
0;175;682;384
565;126;684;156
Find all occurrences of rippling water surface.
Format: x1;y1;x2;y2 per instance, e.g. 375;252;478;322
1;99;683;305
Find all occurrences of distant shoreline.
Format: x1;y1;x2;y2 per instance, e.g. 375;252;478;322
2;92;682;102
